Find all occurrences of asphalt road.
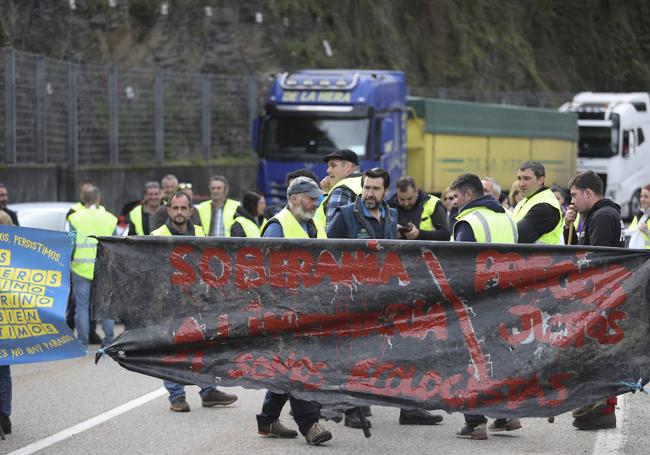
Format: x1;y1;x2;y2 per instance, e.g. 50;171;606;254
2;329;649;455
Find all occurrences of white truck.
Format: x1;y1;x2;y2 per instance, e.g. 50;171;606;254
560;92;650;219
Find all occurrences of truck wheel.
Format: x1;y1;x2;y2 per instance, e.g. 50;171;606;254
629;189;641;221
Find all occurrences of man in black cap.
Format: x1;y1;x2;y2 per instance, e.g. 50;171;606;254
316;149;363;228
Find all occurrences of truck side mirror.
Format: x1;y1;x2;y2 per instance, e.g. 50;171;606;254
622;130;630;158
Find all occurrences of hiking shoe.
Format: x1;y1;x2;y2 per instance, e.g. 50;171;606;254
488;418;522;432
573;413;616;430
201;389;238;407
399;408;443;425
258;419;298;438
305;422;332;445
456;423;488;440
0;415;11;435
169;397;190;412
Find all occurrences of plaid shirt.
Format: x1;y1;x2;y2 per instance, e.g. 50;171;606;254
326;186;357;226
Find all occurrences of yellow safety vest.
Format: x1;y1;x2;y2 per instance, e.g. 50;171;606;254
68;208;118;280
197;199;240;237
232;216;265;238
454;206;518;244
150;224;206;236
628;216;650;249
264;207;327;239
315;175;363;227
128;205;151;235
419;195;441;231
512;188;564;245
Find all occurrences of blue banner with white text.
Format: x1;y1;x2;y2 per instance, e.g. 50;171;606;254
0;225;85;364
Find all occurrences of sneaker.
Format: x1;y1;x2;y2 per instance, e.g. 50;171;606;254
456;423;488;440
488;418;522;432
305;422;332;445
0;415;10;435
169;397;190;412
258;419;298;438
344;410;372;429
201;389;238;407
399;408;443;425
572;413;616;430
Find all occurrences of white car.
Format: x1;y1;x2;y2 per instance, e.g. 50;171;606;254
8;202;75;232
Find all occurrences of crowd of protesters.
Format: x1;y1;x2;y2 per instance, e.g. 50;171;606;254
0;149;644;444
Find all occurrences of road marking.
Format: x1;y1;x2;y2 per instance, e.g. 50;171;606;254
9;387;167;455
592;394;627;455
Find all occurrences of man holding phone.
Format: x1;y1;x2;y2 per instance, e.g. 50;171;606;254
389;176;450;241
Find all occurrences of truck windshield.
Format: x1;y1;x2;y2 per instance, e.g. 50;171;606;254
578;126;619;158
260;116;369;160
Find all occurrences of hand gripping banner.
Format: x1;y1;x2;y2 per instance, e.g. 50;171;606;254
93;237;650;418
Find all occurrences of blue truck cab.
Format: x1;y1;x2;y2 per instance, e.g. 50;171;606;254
254;69;407;210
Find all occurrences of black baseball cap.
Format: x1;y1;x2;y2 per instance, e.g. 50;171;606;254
323;149;359;166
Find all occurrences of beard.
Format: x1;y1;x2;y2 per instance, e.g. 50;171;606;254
171;215;187;226
294;205;315;221
363;198;379;210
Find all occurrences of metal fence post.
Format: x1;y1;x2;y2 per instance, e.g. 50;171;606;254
154;73;164;164
247;75;258;149
201;73;212;160
35;55;47;163
4;48;16;164
108;65;119;165
67;61;78;168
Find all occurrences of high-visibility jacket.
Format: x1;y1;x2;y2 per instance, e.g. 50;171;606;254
628;215;650;249
263;207;327;239
197;199;240;237
454;206;518;244
418;195;442;231
128;205;155;235
150;224;205;236
315;175;363;227
232;216;265;238
68;208;118;280
512;188;564;245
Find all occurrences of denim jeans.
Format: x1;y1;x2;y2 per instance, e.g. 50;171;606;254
163;381;216;402
0;366;11;416
72;273;114;347
257;391;320;436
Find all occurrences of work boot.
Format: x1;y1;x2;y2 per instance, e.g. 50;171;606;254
572;401;606;419
456;423;488;440
488;418;522;432
88;331;103;345
169;397;190;412
399;408;443;425
344;410;372;429
572;413;616;430
305;422;332;445
0;415;10;435
201;389;238;407
258;419;298;438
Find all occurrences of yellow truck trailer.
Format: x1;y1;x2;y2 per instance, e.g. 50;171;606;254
407;97;578;193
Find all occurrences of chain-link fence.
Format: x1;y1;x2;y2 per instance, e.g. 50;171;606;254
1;47;257;166
1;47;579;166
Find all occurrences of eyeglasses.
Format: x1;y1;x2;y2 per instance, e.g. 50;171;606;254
178;183;192;190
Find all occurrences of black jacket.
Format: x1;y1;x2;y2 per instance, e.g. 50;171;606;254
571;198;625;247
388;191;450;241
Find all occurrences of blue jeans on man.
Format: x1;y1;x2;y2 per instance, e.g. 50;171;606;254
0;366;11;417
72;273;114;347
256;391;320;436
163;380;216;402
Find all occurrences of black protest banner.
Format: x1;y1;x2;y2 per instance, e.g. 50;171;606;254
93;237;650;418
